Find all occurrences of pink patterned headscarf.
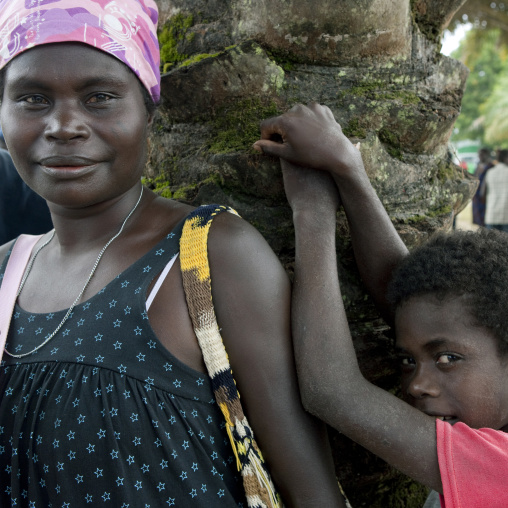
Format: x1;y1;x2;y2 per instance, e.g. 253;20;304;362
0;0;161;102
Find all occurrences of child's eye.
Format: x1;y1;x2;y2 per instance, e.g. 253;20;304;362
400;356;416;372
23;95;48;105
436;354;459;365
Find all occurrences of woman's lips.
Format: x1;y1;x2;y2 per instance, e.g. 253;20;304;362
45;165;88;170
39;155;97;169
39;158;100;178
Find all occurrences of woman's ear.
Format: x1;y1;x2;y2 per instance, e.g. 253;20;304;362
147;111;155;129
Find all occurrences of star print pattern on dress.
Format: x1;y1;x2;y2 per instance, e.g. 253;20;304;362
0;217;247;507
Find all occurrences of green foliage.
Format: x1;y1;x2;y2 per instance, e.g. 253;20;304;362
447;2;508;145
455;27;508;69
452;28;507;143
483;68;508;144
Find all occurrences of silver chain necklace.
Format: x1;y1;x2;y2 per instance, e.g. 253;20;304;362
5;186;144;358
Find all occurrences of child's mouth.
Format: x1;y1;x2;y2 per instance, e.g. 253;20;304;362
435;415;455;422
423;410;457;422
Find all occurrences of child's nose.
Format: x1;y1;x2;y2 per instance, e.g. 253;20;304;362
44;103;90;142
405;364;440;399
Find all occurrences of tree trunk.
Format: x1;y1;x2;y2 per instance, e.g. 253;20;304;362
147;1;473;505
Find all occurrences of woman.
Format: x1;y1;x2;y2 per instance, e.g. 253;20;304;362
0;1;342;506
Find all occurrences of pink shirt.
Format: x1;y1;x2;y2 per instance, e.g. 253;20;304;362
437;419;508;507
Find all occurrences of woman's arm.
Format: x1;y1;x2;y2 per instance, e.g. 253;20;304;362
208;212;345;507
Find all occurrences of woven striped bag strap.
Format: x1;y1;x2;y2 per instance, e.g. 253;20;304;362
180;204;283;508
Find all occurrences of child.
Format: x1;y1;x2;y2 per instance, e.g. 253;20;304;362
255;103;508;507
0;3;343;506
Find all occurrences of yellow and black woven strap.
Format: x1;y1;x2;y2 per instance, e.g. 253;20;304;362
180;204;283;508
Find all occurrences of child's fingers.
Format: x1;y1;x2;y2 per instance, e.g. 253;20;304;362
252;139;288;158
258;116;286;140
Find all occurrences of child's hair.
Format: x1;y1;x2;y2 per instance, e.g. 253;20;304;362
387;228;508;354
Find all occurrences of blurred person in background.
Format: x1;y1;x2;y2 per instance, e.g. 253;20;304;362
472;147;494;227
481;149;508;233
0;129;52;244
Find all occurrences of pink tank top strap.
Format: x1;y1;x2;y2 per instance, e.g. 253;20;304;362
0;234;43;360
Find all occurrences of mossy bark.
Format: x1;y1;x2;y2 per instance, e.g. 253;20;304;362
147;1;472;505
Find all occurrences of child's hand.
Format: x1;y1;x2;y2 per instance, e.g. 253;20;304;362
253;103;363;178
281;159;341;213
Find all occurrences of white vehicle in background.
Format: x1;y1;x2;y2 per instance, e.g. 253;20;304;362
453;139;481;173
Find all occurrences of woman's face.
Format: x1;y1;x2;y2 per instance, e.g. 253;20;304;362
0;43;153;209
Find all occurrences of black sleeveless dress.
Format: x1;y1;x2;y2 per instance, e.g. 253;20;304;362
0;220;246;507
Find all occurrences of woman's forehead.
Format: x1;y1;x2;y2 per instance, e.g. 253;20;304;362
5;43;133;85
0;0;160;101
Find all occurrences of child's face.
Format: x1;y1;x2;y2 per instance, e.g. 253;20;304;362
395;295;508;432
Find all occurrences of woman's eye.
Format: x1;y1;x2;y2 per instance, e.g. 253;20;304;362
87;93;111;104
400;357;415;366
436;354;458;364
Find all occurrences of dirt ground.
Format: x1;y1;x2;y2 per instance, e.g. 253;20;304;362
455;201;479;232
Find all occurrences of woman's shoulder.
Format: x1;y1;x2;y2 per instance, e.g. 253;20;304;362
204;205;289;292
146;196;283;276
153;199;254;245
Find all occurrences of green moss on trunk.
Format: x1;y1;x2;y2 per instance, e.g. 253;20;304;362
208;98;280;153
158;13;195;72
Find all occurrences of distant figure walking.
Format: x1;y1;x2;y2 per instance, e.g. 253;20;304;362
0;148;52;244
472;148;494;226
482;149;508;232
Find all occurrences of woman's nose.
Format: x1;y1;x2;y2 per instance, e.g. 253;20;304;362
44;102;90;142
405;364;440;399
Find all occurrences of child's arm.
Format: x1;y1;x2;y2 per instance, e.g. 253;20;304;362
254;103;442;491
254;103;408;323
282;157;442;492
